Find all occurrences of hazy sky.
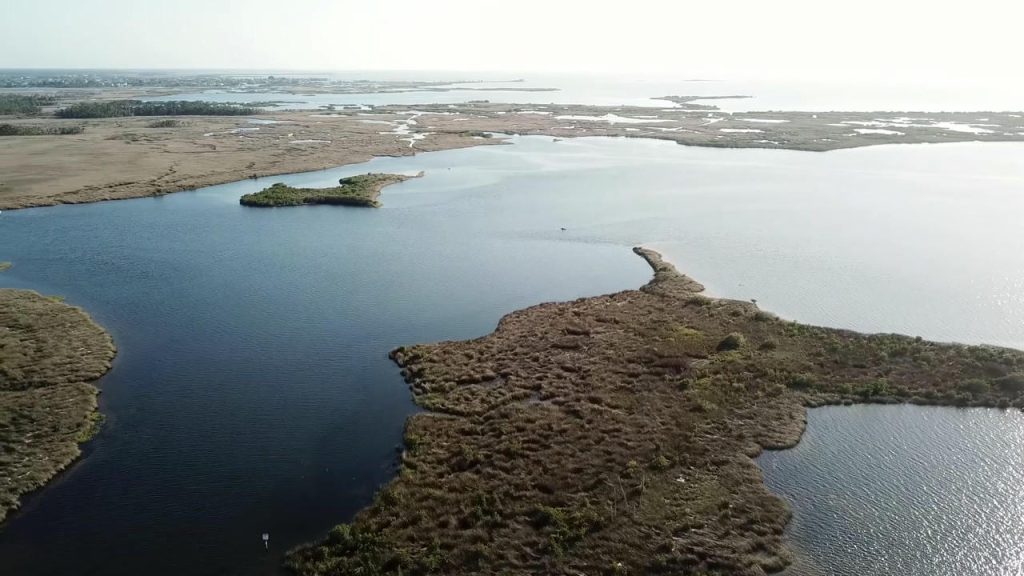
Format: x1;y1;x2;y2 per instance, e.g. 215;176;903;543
3;0;1021;79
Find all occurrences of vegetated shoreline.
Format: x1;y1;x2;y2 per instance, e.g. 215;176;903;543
239;172;423;208
0;288;116;525
3;97;1024;211
286;247;1024;576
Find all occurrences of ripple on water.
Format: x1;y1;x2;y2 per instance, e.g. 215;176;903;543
757;404;1024;576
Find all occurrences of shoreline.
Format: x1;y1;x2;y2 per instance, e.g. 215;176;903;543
0;289;116;524
286;247;1024;575
2;101;1024;210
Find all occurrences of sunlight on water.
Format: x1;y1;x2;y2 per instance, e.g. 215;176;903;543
1;136;1022;574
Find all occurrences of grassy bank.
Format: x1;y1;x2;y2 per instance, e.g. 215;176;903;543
286;248;1024;576
0;290;116;524
240;172;422;208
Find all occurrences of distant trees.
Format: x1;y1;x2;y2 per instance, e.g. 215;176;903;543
56;100;259;118
0;123;84;136
0;94;56;115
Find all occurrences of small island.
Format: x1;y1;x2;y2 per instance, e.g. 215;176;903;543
0;289;115;523
239;172;423;208
287;248;1024;576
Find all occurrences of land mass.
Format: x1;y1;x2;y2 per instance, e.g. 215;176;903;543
286;248;1024;576
239;172;421;208
0;289;116;524
2;89;1024;210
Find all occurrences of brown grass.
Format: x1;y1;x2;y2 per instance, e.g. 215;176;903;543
286;248;1024;576
0;289;115;523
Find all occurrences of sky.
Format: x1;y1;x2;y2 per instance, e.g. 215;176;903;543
2;0;1022;80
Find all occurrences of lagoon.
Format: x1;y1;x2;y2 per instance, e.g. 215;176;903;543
1;136;1023;574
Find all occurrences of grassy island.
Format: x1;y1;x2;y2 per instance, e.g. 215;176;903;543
287;248;1024;576
239;172;422;208
0;289;115;524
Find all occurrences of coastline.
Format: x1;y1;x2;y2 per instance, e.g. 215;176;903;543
286;247;1024;575
0;289;116;524
2;102;1024;211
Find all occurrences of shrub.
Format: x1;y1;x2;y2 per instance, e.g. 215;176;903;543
786;373;815;390
716;332;746;352
958;378;991;395
994;373;1024;395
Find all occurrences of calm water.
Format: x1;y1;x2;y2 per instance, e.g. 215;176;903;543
1;136;1023;574
758;405;1024;576
147;72;1024;111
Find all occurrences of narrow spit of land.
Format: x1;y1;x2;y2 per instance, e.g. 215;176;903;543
239;172;422;208
287;248;1024;576
0;289;116;523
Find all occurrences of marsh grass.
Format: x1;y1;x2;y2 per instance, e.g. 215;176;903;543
286;248;1024;576
0;289;115;523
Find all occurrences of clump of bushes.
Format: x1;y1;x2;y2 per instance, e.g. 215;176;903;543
958;378;991;395
0;123;84;136
994;373;1024;394
786;373;815;390
716;332;746;352
533;504;604;556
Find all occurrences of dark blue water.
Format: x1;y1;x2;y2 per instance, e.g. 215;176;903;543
0;140;649;575
2;136;1024;575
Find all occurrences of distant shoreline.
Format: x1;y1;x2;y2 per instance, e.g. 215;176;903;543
2;89;1023;211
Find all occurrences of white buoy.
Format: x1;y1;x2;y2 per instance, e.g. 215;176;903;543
262;533;270;550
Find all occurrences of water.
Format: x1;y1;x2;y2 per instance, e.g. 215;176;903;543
758;405;1024;576
1;136;1023;574
146;72;1024;112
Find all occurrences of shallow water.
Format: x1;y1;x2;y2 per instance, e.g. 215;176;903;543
1;136;1023;574
147;73;1024;112
758;405;1024;576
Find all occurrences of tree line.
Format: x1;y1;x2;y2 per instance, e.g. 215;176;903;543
0;124;84;136
0;94;56;115
56;100;260;119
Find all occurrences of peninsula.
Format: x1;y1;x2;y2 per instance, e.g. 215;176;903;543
239;172;421;208
0;289;116;523
286;248;1024;575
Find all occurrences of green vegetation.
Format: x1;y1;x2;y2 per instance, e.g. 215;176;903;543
287;247;1024;576
0;262;10;272
0;94;55;115
55;100;259;119
0;289;115;523
240;173;421;208
716;331;746;351
0;123;84;136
